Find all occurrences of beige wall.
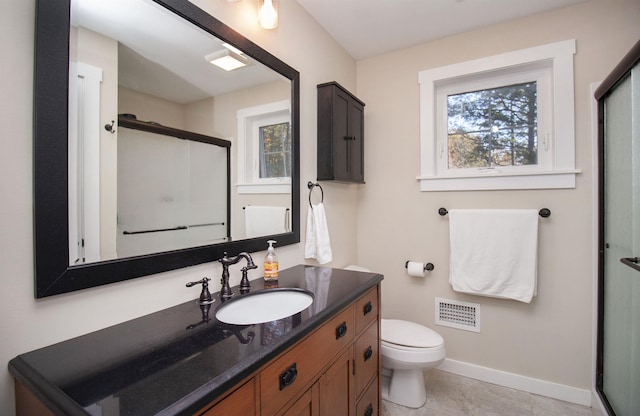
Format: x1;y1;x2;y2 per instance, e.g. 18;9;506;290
0;0;356;413
356;0;640;391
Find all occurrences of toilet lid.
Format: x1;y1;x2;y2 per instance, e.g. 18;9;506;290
381;319;444;348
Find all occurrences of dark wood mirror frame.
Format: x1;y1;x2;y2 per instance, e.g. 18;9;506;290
33;0;300;298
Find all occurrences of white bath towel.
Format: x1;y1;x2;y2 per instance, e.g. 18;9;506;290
448;209;538;303
244;206;288;238
305;203;333;264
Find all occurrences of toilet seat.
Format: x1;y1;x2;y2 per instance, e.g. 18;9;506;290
382;340;444;352
381;319;444;348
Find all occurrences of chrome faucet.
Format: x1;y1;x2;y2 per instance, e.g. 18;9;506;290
219;252;257;300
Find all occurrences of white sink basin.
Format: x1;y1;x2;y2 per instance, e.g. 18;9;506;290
215;288;314;325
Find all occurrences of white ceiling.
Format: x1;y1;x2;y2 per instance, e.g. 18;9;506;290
74;0;283;103
295;0;588;60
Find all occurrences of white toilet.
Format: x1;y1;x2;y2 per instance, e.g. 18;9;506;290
343;265;446;409
380;319;446;408
381;319;446;408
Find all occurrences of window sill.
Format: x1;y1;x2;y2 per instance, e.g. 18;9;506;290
417;169;580;191
236;182;291;194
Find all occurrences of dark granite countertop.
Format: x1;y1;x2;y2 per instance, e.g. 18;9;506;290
9;265;383;416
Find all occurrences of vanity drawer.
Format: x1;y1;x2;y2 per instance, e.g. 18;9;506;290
202;378;257;415
355;286;378;334
356;376;379;416
260;305;355;415
354;320;379;397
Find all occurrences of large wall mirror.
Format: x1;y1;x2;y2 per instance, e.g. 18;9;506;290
34;0;300;298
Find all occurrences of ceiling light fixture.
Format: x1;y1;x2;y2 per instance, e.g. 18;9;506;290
258;0;278;29
205;49;249;71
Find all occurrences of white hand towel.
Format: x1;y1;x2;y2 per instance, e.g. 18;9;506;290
305;203;333;264
245;206;288;238
448;209;538;303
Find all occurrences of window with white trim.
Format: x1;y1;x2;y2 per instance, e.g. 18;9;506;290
418;39;579;191
236;100;291;194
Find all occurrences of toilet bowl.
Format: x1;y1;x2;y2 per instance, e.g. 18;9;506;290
380;319;446;408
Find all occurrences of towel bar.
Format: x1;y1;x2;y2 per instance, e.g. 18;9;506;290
438;207;551;218
620;257;640;272
122;222;225;235
243;206;290;212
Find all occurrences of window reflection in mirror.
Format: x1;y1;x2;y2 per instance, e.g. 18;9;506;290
260;121;291;179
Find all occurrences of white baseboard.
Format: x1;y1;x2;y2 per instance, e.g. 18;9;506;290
437;358;592;407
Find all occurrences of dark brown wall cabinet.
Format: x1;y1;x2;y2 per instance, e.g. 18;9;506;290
317;82;365;183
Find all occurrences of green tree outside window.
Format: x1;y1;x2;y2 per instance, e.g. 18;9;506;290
259;122;291;179
447;82;538;169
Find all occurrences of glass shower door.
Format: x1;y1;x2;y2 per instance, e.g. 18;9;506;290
599;56;640;416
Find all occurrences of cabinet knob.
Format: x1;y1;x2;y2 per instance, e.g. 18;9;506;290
335;321;348;339
279;363;298;391
364;403;374;416
364;346;373;362
363;301;373;316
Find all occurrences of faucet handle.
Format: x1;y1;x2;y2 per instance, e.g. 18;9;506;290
186;277;213;304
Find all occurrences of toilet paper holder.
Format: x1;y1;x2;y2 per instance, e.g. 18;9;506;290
404;261;434;271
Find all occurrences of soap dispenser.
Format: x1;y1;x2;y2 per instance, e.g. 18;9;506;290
264;240;279;281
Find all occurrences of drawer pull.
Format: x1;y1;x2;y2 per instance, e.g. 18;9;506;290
364;403;373;416
279;363;298;391
363;346;373;361
335;322;348;339
363;301;373;316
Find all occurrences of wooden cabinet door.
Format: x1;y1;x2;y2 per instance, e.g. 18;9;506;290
347;96;365;183
279;382;320;416
319;347;354;416
331;86;352;182
332;86;365;183
354;321;379;398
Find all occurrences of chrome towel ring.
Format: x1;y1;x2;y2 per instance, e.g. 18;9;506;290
307;181;324;207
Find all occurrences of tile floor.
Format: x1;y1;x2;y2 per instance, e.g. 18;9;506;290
381;369;603;416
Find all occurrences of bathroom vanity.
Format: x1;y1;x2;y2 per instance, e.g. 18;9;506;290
9;265;382;415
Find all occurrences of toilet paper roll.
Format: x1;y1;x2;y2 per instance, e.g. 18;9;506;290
406;261;426;277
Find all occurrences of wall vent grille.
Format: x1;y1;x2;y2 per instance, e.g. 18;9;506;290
435;297;481;333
